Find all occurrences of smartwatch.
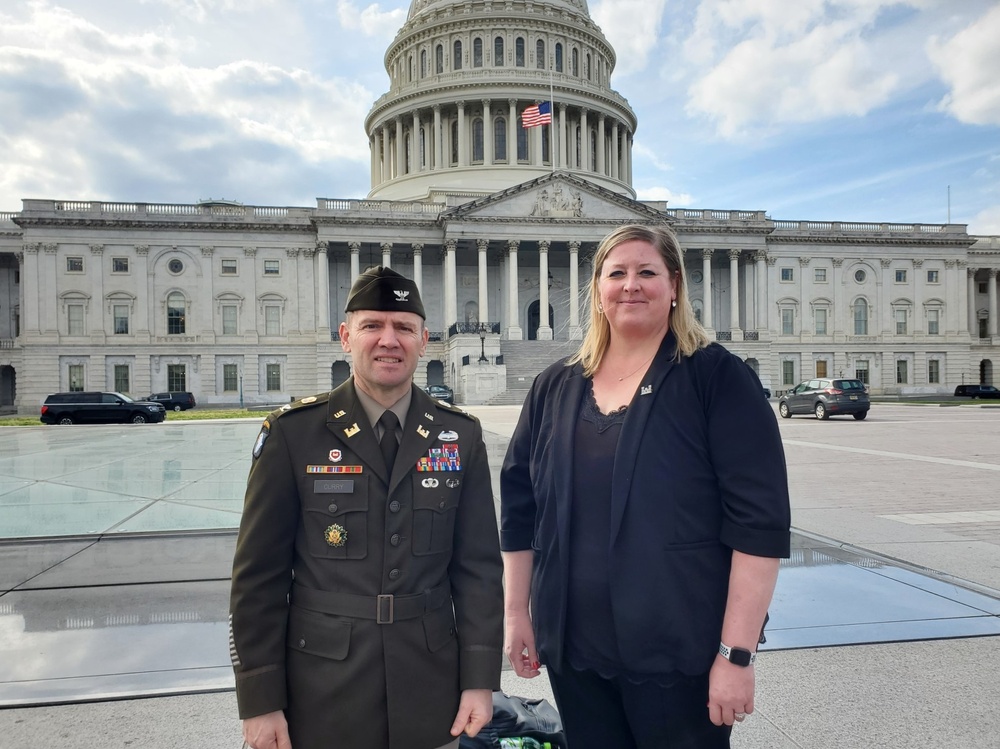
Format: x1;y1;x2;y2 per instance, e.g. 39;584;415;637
719;641;757;667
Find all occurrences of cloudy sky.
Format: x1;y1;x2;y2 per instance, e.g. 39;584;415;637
2;0;998;233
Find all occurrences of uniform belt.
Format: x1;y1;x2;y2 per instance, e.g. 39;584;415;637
291;582;450;624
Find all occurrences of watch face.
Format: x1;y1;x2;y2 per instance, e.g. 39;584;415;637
729;647;753;667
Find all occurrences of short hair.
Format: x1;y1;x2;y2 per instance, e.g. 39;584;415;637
567;224;710;377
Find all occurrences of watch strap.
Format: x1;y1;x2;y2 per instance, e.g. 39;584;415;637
719;641;757;666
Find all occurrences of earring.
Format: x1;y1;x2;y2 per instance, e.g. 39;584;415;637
597;303;604;313
671;300;677;308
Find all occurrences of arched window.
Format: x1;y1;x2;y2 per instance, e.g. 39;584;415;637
515;37;525;67
472;118;484;162
420;49;427;78
585;53;591;80
542;127;550;163
494;36;504;66
517;125;528;162
435;44;443;74
555;43;563;72
450;120;458;164
407;54;413;82
853;299;869;335
495;117;507;161
574;125;581;168
420;127;427;168
167;292;186;335
590;130;597;170
454;40;463;70
536;39;545;69
571;48;579;76
473;38;483;67
404;131;411;174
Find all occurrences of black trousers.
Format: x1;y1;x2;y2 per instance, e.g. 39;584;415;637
547;664;732;749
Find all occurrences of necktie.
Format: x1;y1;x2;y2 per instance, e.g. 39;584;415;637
379;410;400;474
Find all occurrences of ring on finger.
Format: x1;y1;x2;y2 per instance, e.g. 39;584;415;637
735;712;747;721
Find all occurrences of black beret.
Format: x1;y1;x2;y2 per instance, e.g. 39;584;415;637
344;266;426;319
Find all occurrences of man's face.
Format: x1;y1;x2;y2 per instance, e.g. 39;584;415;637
340;310;428;403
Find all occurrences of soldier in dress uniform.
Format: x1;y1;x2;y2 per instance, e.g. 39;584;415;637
230;266;504;749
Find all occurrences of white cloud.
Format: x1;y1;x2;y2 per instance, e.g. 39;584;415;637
927;4;1000;126
337;0;407;37
970;205;1000;235
592;0;669;76
635;184;695;205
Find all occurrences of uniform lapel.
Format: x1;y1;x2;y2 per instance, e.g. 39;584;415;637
326;380;386;485
392;386;439;493
609;335;677;543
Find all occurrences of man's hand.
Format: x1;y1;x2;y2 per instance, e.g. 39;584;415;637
449;688;493;738
243;711;292;749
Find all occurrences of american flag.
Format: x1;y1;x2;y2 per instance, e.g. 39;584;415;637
521;101;552;128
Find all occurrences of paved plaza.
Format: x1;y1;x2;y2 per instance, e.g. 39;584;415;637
0;402;999;747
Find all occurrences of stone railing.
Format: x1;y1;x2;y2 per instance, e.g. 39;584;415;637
0;212;19;224
448;322;501;336
771;220;962;234
665;209;767;222
20;200;306;220
317;199;443;216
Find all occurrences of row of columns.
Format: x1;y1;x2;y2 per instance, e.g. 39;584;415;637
970;268;1000;337
369;101;633;184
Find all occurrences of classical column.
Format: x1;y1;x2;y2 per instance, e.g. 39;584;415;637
394;117;404;178
433;105;443;170
508;99;517;164
477;239;489;325
381;124;391;181
457;101;468;167
533;114;544;166
755;251;767;334
626;131;633;183
611;122;620;180
569;240;582;340
22;243;40;334
989;268;999;337
506;240;522;339
912;259;924;334
381;242;392;268
559;103;568;169
316;242;331;337
412;110;421;172
483;99;492;164
728;249;741;333
956;261;968;335
370;134;379;186
831;258;844;335
348;241;361;283
537;240;552;340
580;109;589;171
701;249;714;330
444;239;458;329
134;245;150;338
967;267;977;336
596;115;606;175
412;244;424;295
945;259;959;335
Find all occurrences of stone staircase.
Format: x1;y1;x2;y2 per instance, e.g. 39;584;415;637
485;339;580;404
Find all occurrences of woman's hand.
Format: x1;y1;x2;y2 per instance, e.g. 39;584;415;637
707;654;755;726
503;610;541;678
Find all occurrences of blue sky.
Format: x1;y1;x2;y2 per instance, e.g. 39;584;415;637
1;0;998;233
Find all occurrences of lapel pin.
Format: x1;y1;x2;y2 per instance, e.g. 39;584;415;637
333;409;347;418
416;425;430;438
329;449;342;463
641;385;653;395
424;412;435;421
422;477;439;488
438;430;458;441
344;423;361;438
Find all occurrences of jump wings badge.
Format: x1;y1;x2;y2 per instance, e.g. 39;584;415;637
325;524;347;547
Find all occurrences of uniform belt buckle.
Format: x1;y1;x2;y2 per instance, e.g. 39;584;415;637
376;594;394;624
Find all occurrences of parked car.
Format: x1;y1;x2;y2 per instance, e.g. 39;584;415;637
40;392;167;425
953;384;1000;399
423;384;454;404
147;391;197;411
778;378;870;420
762;387;772;399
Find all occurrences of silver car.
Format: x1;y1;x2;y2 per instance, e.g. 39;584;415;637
778;378;870;420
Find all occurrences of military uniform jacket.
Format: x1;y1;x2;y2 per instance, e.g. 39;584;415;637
230;380;503;749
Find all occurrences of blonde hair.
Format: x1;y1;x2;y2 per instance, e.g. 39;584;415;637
567;224;710;377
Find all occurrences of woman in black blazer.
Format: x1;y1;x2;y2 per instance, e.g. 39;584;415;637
500;224;791;748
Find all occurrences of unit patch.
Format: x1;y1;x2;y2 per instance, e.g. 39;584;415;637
329;449;342;463
252;423;270;459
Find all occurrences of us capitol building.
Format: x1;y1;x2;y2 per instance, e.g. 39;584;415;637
1;0;998;413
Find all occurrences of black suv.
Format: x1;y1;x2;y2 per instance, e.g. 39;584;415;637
40;392;167;425
778;378;870;420
423;384;454;404
953;384;1000;399
148;391;197;411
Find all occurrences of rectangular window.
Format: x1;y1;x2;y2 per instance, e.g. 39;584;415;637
896;360;908;384
895;269;907;283
895;309;907;335
221;259;238;275
68;304;84;335
223;364;239;392
114;365;130;393
927;269;939;283
266;363;281;391
113;305;129;335
814;309;827;335
781;308;794;335
814;268;827;282
979;282;988;294
68;364;84;392
927;309;940;335
855;361;870;385
263;260;280;275
928;359;940;384
782;360;795;386
780;267;794;282
66;257;84;272
112;257;129;273
265;306;281;336
816;360;828;378
222;305;238;335
167;364;186;391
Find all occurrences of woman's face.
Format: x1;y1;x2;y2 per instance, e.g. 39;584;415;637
597;239;678;338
